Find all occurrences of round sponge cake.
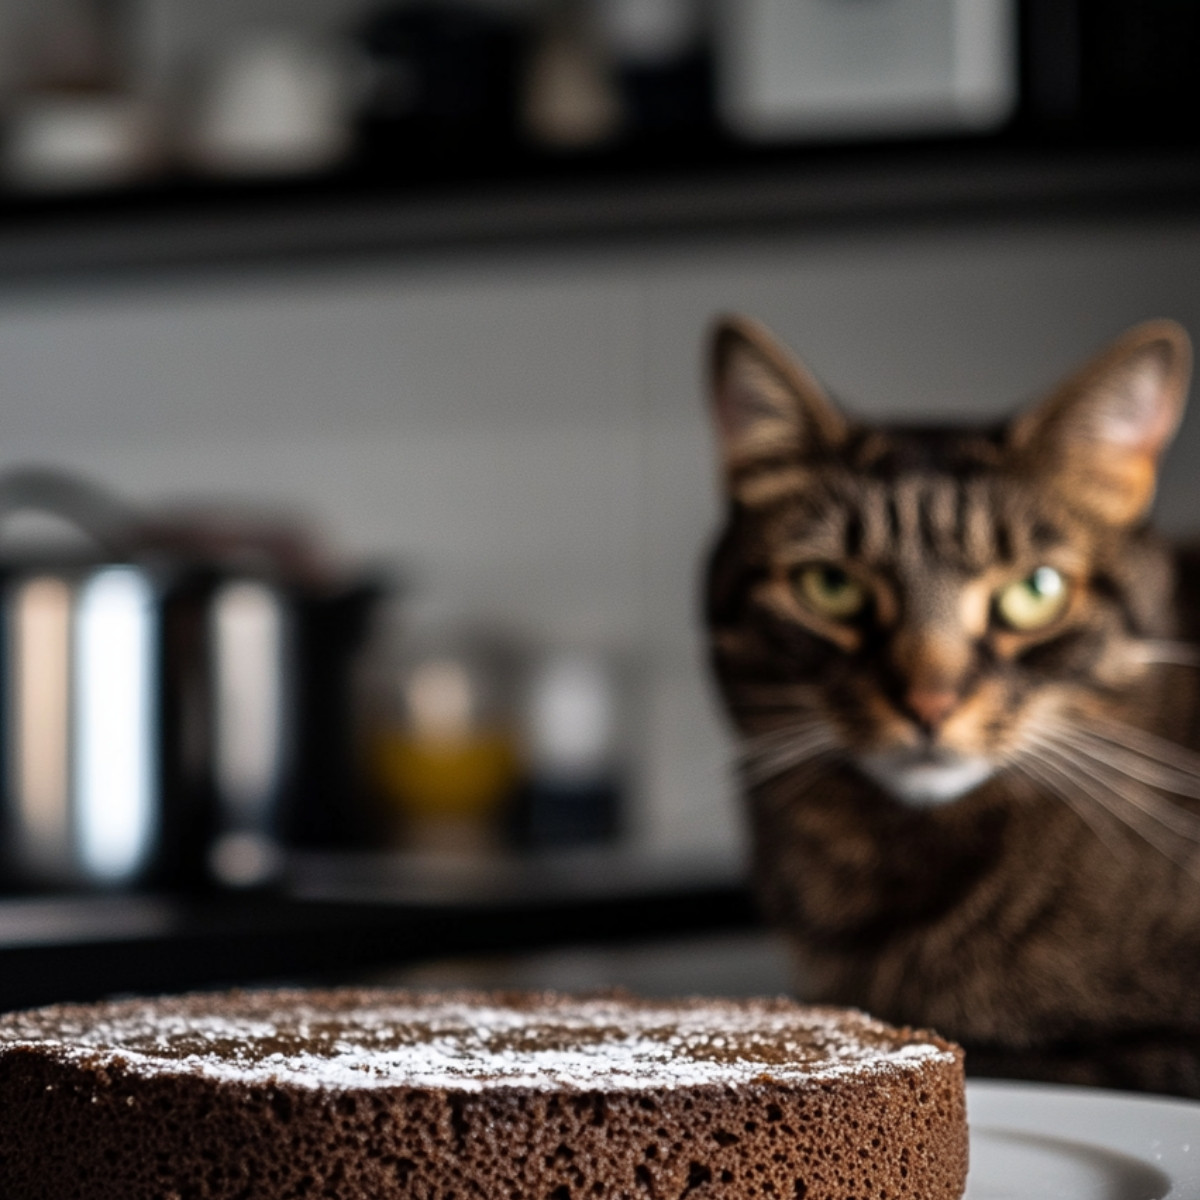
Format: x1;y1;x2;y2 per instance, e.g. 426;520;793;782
0;988;966;1199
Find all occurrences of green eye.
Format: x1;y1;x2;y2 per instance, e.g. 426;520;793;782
994;566;1070;631
794;564;869;621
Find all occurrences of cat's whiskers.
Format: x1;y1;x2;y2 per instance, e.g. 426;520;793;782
1029;747;1196;873
742;738;839;789
1037;713;1200;847
1052;726;1200;804
1033;734;1200;844
739;723;840;788
741;719;826;748
1080;713;1200;783
1009;756;1135;868
752;750;842;810
740;724;827;761
742;708;838;742
1024;730;1200;875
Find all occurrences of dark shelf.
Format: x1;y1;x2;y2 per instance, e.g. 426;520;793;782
0;850;761;1012
1;138;1199;281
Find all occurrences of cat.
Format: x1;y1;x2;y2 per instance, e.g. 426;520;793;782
703;314;1200;1097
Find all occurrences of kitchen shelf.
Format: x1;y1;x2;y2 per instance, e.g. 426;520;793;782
0;848;761;1012
2;138;1200;281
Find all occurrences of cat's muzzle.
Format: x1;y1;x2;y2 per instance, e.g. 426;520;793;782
857;747;995;807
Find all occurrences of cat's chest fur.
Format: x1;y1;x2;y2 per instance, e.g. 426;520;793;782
704;316;1200;1096
752;757;1200;1029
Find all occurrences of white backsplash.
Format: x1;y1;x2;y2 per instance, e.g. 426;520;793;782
3;216;1200;855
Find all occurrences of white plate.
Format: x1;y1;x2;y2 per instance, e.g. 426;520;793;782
967;1080;1200;1198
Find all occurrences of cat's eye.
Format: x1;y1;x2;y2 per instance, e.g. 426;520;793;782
794;564;869;621
994;567;1070;632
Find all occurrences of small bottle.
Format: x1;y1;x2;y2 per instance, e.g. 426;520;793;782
373;632;521;857
510;648;624;848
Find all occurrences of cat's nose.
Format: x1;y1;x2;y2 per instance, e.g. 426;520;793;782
904;688;959;732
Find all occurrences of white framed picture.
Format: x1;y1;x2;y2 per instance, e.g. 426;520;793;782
716;0;1017;140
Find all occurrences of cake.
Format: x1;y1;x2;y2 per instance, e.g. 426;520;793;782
0;988;967;1199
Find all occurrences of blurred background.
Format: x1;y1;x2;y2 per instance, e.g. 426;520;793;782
0;0;1198;1006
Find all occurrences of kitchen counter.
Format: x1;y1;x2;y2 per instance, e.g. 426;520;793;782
0;848;761;1011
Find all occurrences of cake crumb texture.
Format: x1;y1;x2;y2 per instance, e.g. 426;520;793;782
0;988;967;1199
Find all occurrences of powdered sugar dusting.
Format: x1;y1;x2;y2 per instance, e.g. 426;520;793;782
0;990;954;1093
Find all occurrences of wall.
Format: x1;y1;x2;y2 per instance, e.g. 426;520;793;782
1;213;1199;856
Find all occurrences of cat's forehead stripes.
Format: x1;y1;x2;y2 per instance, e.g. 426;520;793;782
742;418;1092;581
773;467;1051;576
961;479;1004;570
925;479;960;559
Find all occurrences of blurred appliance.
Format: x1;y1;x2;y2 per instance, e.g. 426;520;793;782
715;0;1017;140
0;469;384;893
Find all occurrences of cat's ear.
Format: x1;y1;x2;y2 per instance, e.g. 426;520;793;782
1008;320;1192;527
710;316;848;497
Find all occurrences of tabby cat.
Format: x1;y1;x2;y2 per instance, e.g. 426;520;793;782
704;315;1200;1097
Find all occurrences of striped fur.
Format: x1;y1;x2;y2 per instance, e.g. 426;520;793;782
705;316;1200;1096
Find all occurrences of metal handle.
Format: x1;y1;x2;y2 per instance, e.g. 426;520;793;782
0;466;141;557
